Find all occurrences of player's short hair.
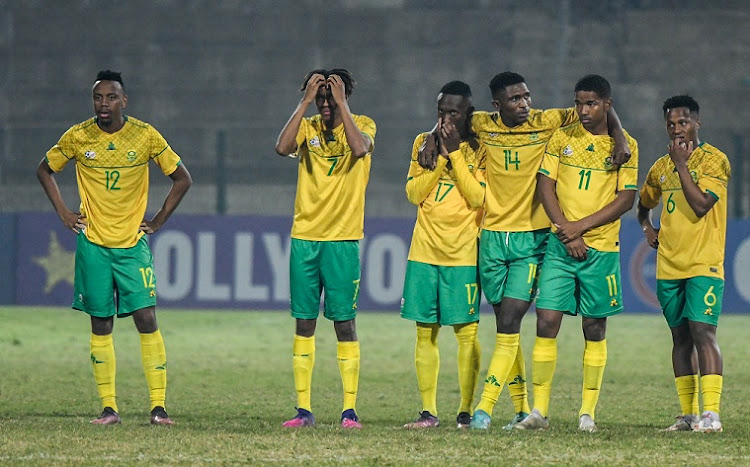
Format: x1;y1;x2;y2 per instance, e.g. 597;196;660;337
439;80;472;99
96;70;125;92
574;74;611;99
489;72;525;96
662;95;699;117
300;68;356;97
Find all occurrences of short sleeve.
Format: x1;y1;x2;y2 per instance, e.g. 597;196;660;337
699;152;731;201
617;138;639;191
45;128;77;172
539;129;564;181
149;127;182;176
639;164;661;209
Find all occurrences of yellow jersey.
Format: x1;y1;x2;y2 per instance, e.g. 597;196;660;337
639;143;730;279
540;123;638;252
291;114;376;241
405;133;486;266
472;108;578;232
46;116;182;248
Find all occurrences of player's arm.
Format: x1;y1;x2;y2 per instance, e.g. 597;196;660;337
556;189;636;244
537;173;588;260
669;140;717;218
637;201;659;249
36;158;86;233
140;164;193;234
275;73;325;156
417;122;439;170
441;122;484;209
328;74;371;158
606;107;630;166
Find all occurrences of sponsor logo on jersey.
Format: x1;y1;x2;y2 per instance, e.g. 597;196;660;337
562;145;573;157
309;136;321;147
84;151;96;159
660;175;666;183
586;143;595;152
107;142;116;150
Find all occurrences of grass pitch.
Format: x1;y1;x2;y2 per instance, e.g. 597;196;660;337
1;306;749;465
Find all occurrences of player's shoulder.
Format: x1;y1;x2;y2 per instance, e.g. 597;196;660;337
470;110;498;129
352;113;376;129
413;131;430;146
66;117;98;134
697;142;731;176
621;128;638;145
698;142;729;163
123;115;153;130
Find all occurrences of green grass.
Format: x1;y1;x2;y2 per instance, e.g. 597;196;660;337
1;306;749;465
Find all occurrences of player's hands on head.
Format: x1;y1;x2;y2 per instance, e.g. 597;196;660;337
668;139;693;167
303;73;326;103
62;211;87;234
565;237;589;261
327;74;347;104
140;219;162;235
418;132;439;171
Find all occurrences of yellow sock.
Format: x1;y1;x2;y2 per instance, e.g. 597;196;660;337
476;333;519;415
531;337;557;418
507;341;531;414
675;374;699;416
414;324;440;415
140;329;167;411
292;335;315;412
701;374;723;414
454;322;480;415
90;333;118;412
338;341;360;413
580;339;607;419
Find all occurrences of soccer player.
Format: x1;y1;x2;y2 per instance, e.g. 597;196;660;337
275;68;375;429
514;74;638;432
450;72;630;430
401;81;485;430
638;95;730;433
36;70;192;425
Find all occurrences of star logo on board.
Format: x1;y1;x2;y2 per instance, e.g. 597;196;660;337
107;142;116;150
33;231;75;293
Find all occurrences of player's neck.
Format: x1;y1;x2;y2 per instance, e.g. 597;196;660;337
97;117;126;134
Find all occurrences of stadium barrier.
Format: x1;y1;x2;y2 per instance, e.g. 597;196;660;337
6;212;750;313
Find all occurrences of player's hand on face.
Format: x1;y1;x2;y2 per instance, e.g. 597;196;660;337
611;138;631;167
327;75;347;104
140;219;161;235
554;221;584;243
62;211;87;234
418;132;439;170
439;120;461;154
565;237;588;261
668;139;693;167
303;73;326;103
643;226;660;249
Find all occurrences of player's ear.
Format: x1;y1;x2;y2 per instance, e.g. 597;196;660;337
122;94;128;109
694;116;701;130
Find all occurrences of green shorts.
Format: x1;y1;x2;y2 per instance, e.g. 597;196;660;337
478;228;549;305
401;260;481;326
73;233;156;318
657;277;724;328
290;238;360;321
535;234;623;318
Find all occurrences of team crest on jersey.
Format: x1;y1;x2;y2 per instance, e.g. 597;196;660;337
690;171;698;183
127;151;137;162
603;156;613;169
84;151;96;160
309;136;321;147
529;132;539;141
562;145;573;157
468;164;474;172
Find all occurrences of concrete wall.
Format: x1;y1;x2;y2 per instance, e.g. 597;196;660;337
1;0;748;217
